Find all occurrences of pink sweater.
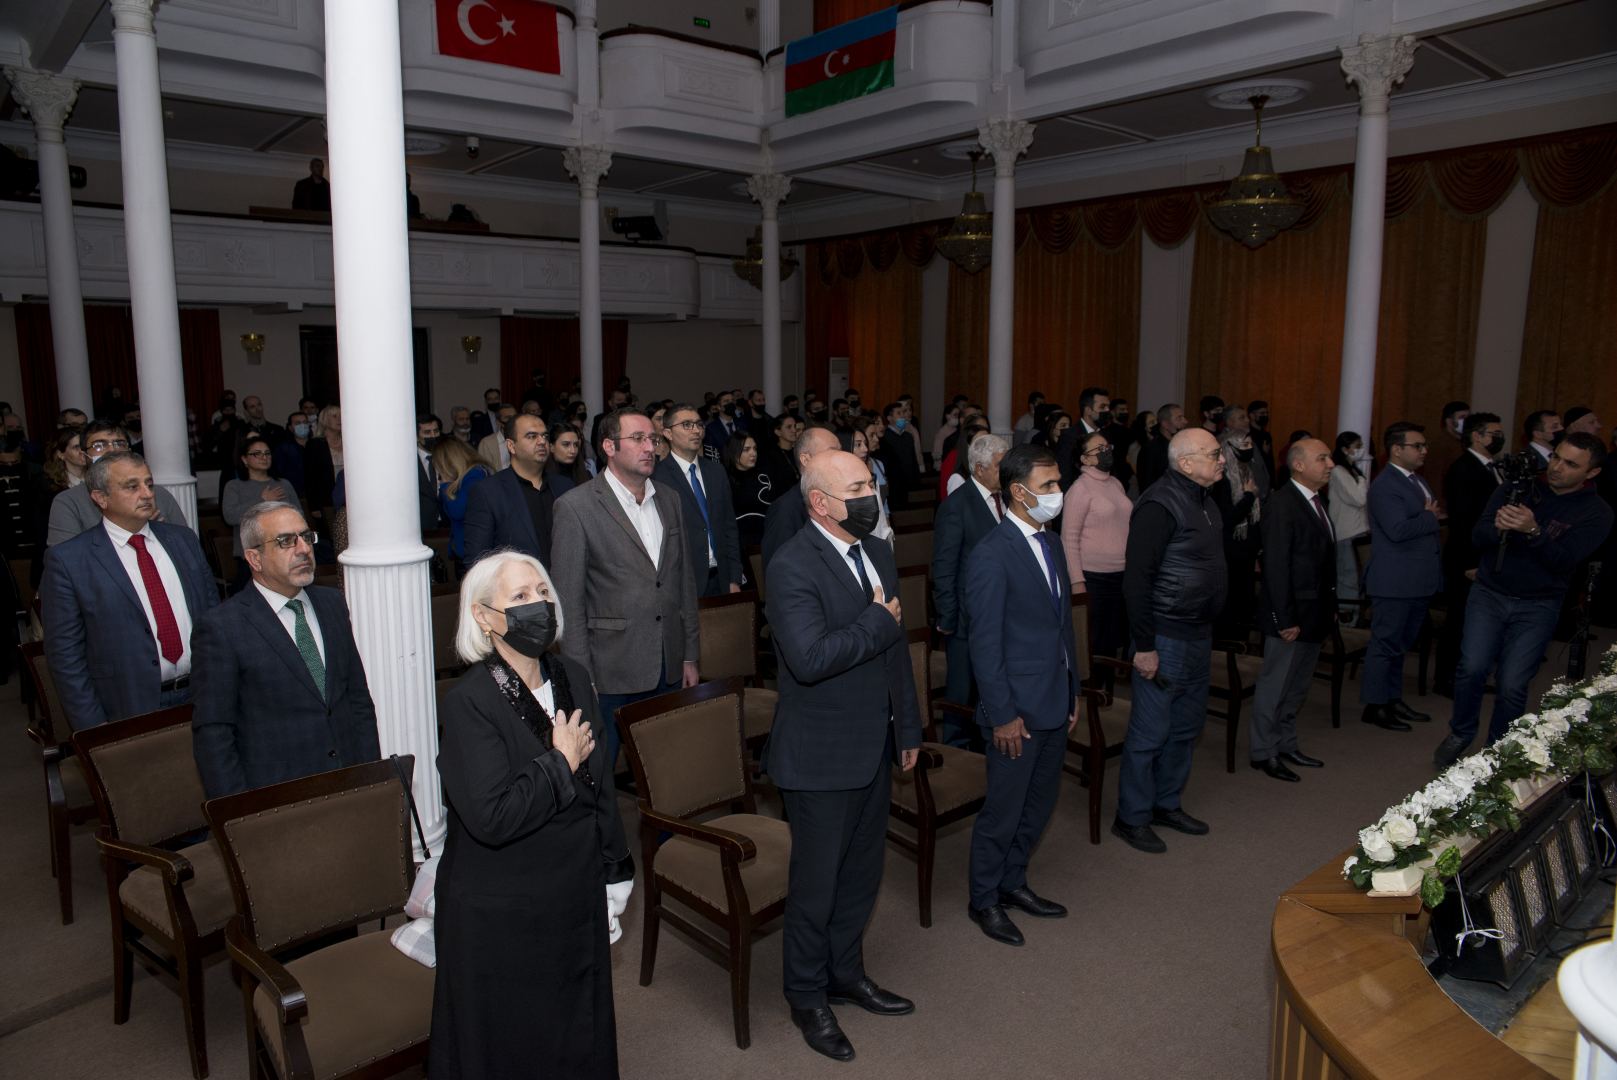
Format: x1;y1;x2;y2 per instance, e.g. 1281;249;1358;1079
1060;469;1132;585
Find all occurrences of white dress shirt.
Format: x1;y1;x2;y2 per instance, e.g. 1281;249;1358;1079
1291;478;1334;540
603;468;664;570
1532;442;1553;464
102;518;195;681
1007;511;1055;586
1469;448;1503;483
670;449;717;568
527;678;557;718
253;580;327;665
1389;462;1434;501
811;521;881;596
971;476;1002;522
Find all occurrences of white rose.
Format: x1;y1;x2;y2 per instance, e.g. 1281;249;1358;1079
1518;736;1552;767
1444;769;1477;800
1343;855;1359;877
1382;814;1419;849
1360;826;1396;863
1424;780;1462;810
1539;715;1570;738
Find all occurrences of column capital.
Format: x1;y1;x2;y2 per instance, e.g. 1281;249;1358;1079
110;0;158;35
979;118;1034;177
1339;33;1418;117
3;67;81;142
746;173;792;218
563;145;612;197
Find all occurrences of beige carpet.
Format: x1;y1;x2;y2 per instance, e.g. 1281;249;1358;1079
0;654;1569;1079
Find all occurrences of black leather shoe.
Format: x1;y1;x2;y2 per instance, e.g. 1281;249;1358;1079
968;904;1025;946
1280;750;1324;768
1361;705;1412;732
791;1007;855;1062
1152;807;1210;835
1390;698;1432;723
1433;734;1470;771
1111;818;1167;853
826;978;914;1016
999;886;1067;919
1251;758;1301;782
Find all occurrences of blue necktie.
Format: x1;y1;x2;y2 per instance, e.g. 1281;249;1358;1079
847;543;875;603
1035;531;1063;610
688;462;714;547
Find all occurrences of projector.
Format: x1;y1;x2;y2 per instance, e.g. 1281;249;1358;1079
610;215;663;243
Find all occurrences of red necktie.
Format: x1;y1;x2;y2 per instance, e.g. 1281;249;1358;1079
1311;493;1333;537
127;534;184;664
992;492;1003;520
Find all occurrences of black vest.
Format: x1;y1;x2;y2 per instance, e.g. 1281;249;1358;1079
1137;469;1228;629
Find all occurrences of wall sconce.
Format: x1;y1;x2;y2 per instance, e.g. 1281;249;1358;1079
240;332;266;365
461;334;482;363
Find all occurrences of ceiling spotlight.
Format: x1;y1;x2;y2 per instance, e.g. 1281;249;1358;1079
466;135;480;160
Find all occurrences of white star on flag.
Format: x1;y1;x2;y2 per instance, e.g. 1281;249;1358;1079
498;13;515;36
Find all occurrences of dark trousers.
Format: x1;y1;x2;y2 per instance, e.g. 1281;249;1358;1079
1249;637;1323;761
1086;570;1128;687
597;660;678;774
968;725;1066;909
941;631;977;746
1433;570;1473;691
1448;584;1562;745
1117;634;1211;826
778;762;891;1009
1360;595;1429;705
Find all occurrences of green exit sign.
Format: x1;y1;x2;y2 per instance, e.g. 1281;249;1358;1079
693;17;711;29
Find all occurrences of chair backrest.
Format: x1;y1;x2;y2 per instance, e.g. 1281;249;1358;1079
890;507;934;529
8;557;35;616
72;706;207;847
906;629;931;715
206;757;417;954
210;532;236;576
892;526;934;569
617;678;748;819
430;591;463;675
746;549;765;600
897;565;929;630
19;640;63;744
697;591;759;681
1070;592;1092;686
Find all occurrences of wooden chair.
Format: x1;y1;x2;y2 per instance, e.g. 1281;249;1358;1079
430;591;466;679
205;757;433;1080
896;564;931;635
746;548;766;601
890;506;935;529
423;529;455;584
887;629;986;927
1208;640;1263;773
208;532;238;595
19;640;98;924
616;678;790;1050
8;555;36;617
1062;594;1131;844
1314;604;1371;729
73;706;233;1080
892;524;934;570
696;590;776;755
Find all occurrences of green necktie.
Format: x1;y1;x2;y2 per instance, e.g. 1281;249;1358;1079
285;598;326;699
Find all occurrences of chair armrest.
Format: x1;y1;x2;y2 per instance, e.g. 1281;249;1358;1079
910;746;945;771
1212;639;1248;654
638;805;757;863
27;728;64;758
1091;656;1133;676
96;834;196;885
225;917;308;1026
935;700;975;721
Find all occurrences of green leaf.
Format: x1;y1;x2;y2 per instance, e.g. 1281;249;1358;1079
1434;845;1463;877
1420;871;1447;908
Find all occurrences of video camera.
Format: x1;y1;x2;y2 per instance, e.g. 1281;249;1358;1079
1492;449;1541;572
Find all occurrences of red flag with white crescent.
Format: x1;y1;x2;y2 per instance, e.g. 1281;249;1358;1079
434;0;560;75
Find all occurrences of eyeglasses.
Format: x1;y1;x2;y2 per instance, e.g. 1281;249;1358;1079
611;433;658;446
88;439;130;453
244;450;272;459
257;530;318;550
669;420;703;431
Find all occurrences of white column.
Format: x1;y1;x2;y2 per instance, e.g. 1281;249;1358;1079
748;172;791;413
1470;179;1539;435
325;0;442;856
1335;33;1418;442
110;0;196;527
1560;938;1617;1080
1136;231;1197;416
564;147;612;421
575;0;600;110
979;118;1033;434
991;0;1019;88
4;67;93;417
758;0;780;56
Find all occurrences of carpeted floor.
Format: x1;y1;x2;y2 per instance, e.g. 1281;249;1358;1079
0;652;1572;1079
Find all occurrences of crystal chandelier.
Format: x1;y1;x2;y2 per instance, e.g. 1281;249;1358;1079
1206;95;1305;250
732;228;798;290
936;149;993;274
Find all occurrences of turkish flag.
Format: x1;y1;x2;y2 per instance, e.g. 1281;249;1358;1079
435;0;561;75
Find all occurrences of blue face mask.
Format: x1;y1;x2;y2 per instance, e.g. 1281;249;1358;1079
892;418;908;433
292;423;311;439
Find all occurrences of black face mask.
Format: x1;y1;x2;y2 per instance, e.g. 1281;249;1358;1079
1550;430;1565;446
1253;414;1269;429
1233;445;1255;463
1092;448;1115;472
835;493;880;541
490;600;557;658
723;403;737;417
1486;433;1505;455
1095;410;1113;428
1114;412;1130;426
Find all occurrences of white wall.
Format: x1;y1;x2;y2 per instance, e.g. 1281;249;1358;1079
1135;231;1196;417
624;317;803;405
1471;178;1538;436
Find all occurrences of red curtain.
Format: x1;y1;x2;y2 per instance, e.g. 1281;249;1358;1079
499;316;628;407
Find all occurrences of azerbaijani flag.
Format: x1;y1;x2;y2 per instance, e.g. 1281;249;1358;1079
784;7;898;118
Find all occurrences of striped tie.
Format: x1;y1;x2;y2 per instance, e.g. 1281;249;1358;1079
285;598;326;699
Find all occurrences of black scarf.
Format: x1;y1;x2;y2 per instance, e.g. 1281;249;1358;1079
485;651;592;790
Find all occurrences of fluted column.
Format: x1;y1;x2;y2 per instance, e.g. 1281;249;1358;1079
980;118;1033;434
4;67;92;417
564;146;612;421
748;172;791;414
575;0;600;109
110;0;195;527
1336;33;1417;441
758;0;781;56
1560;936;1617;1080
325;0;442;855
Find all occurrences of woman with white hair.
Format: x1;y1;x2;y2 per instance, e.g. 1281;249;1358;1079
429;548;633;1080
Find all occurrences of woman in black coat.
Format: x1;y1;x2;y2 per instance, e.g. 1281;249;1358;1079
429;549;633;1080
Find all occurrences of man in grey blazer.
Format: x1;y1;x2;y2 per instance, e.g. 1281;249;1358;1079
41;452;219;729
46;422;186;546
551;408;700;763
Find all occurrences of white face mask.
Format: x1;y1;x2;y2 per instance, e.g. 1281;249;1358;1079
1019;486;1063;524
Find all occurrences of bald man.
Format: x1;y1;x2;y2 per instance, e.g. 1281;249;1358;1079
1249;439;1337;782
760;424;842;568
1115;428;1228;853
765;450;922;1062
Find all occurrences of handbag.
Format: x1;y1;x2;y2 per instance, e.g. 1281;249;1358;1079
390;754;439;967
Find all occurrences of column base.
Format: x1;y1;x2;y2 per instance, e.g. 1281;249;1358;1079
155;475;198;532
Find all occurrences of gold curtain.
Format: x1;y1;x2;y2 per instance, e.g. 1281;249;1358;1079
846;259;923;410
1517;179;1617;441
1185;184;1351;443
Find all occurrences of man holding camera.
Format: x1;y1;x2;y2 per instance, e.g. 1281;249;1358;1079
1434;432;1613;769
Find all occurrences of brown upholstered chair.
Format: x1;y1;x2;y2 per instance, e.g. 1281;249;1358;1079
430;591;466;679
696;590;776;753
209;531;238;595
72;705;233;1080
890;506;935;529
1208;641;1263;773
892;524;934;570
1314;607;1371;729
205;757;432;1080
746;548;766;601
1062;594;1130;844
616;678;790;1050
888;629;986;927
19;640;98;924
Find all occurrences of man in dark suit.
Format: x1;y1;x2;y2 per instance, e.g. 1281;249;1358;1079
702;390;744;460
417;414;445;533
761;425;840;568
1249;439;1337;782
963;444;1080;946
41;453;219;729
1434;412;1504;696
657;403;743;597
1523;409;1561;473
464;414;558;567
1136;402;1185;494
190;502;379;798
469;387;502;447
766;449;921;1062
931;432;1008;743
1056;387;1112;487
876;401;921;510
1360;421;1442;732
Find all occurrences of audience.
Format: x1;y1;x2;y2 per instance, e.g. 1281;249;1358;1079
723;432;770;548
1061;430;1132;682
1327;431;1370;623
657;403;744;597
221;435;302;590
1433;412;1505;697
432;436;491;570
546;423;591;489
464;413;557;568
47;422;186;546
931;432;1008;744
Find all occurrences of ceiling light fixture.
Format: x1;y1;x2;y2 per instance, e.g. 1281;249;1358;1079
1205;95;1305;249
732;227;798;290
935;148;993;274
